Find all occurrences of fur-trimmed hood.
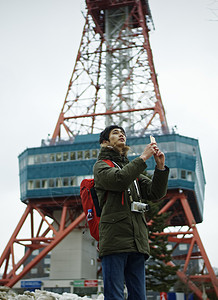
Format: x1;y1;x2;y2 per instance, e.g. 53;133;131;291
99;144;130;161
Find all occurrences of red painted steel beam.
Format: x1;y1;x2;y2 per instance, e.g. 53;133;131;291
31;204;58;235
60;205;68;231
65;107;154;120
51;112;64;141
2;253;10;280
189;275;212;283
87;0;135;11
15;237;54;242
86;0;150;15
159;231;193;237
183;238;195;273
0;206;31;269
158;196;178;215
168;237;193;244
172;252;202;261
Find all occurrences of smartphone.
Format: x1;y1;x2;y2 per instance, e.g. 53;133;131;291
150;135;156;143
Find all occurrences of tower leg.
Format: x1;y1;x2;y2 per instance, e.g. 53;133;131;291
0;200;85;287
159;192;218;299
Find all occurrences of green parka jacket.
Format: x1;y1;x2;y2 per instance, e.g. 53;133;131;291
93;146;169;259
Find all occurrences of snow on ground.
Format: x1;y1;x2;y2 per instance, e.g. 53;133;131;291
0;287;104;300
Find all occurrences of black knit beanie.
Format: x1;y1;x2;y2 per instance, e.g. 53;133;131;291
99;125;126;144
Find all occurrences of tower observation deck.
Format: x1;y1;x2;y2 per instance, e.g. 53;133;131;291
1;1;217;298
19;133;205;224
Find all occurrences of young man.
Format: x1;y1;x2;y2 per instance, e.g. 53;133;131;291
93;125;169;300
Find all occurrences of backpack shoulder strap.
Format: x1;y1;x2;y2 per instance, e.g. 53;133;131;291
101;159;124;205
102;159;114;167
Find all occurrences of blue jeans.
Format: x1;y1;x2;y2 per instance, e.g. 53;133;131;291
101;252;146;300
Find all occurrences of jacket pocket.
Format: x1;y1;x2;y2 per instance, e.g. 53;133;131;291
101;211;127;224
100;212;132;242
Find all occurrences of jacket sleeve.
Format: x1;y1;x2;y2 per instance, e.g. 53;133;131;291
138;166;169;201
93;157;147;192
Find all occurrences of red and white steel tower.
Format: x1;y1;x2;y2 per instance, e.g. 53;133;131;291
0;1;217;298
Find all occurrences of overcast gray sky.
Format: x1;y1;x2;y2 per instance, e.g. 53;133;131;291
0;0;218;271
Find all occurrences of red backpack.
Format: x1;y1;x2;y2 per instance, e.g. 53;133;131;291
80;160;114;241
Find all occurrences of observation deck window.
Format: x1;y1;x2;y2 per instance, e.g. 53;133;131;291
28;156;34;165
77;151;83;160
49;153;55;162
70;151;76;160
35;180;41;189
92;149;98;158
48;179;55;188
63;152;69;161
85;150;91;159
63;177;69;187
180;169;195;181
34;155;41;164
28;180;34;190
181;170;186;180
169;168;177;179
56;178;62;187
42;179;48;188
41;154;48;163
70;177;76;186
187;171;194;181
56;153;62;161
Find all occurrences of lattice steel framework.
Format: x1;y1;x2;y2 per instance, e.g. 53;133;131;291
0;198;85;287
52;0;168;142
153;191;218;298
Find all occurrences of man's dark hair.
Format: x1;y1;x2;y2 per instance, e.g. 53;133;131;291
99;125;126;144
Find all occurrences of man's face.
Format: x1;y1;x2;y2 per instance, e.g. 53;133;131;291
108;128;126;149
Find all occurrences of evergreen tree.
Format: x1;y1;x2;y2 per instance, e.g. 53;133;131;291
145;199;179;292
